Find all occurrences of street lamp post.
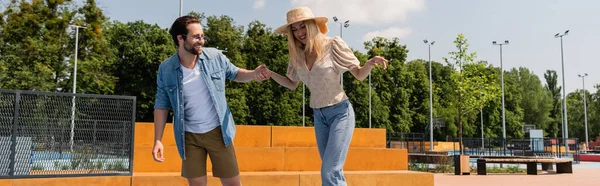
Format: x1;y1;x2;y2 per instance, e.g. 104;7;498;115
69;24;86;151
555;30;569;155
493;40;508;154
333;16;349;89
578;73;589;151
179;0;183;16
424;39;435;151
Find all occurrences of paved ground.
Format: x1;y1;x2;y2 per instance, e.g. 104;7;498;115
434;162;600;186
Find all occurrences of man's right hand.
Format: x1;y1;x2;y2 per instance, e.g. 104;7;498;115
152;140;165;162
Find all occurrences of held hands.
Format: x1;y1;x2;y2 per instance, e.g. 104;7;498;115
254;64;272;82
366;56;388;70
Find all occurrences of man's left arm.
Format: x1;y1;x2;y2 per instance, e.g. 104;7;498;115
221;54;267;82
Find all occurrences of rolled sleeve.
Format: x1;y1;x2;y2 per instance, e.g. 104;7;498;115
220;54;240;80
154;68;171;109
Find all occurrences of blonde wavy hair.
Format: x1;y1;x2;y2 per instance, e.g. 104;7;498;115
287;20;328;68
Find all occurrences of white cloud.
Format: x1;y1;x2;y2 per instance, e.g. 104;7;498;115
362;27;412;41
254;0;265;9
291;0;425;24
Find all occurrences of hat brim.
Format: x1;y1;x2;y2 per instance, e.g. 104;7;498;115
275;17;328;35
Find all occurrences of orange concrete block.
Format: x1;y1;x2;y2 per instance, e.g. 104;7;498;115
351;128;387;148
135;123;272;148
345;148;408;170
132;172;187;186
134;122;177;147
272;126;387;148
133;146;182;172
0;179;12;186
272;126;317;147
283;147;321;171
299;170;433;186
233;125;271;147
236;147;285;172
283;147;408;171
11;176;130;186
134;172;301;186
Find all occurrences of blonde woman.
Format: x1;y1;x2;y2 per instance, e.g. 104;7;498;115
266;7;387;186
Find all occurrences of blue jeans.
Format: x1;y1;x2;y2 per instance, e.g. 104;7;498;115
313;99;355;186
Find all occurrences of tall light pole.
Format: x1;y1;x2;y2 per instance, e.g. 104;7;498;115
333;16;349;89
424;39;435;151
179;0;183;16
69;24;86;151
578;73;589;151
492;40;509;149
555;30;569;155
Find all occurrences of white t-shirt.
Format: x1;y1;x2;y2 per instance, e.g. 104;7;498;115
181;62;220;134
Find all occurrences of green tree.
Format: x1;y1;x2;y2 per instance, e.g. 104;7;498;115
0;0;75;91
68;0;116;94
544;70;562;137
443;34;500;154
363;37;409;132
104;20;175;121
518;67;552;133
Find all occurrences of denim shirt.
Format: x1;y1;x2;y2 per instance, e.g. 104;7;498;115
154;47;239;159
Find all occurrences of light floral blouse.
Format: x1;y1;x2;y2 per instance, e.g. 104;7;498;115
286;36;360;109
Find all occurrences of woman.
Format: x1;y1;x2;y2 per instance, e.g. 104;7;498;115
267;7;388;186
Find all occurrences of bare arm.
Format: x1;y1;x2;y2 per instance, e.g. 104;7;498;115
153;109;169;142
269;70;299;90
348;56;388;81
234;64;268;83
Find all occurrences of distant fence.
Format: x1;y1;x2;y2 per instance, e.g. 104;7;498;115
0;89;136;178
386;132;426;153
454;137;581;163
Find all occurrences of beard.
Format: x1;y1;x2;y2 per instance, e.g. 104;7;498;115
183;40;202;55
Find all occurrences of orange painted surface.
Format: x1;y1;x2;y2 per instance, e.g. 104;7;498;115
232;125;272;147
135;123;272;148
283;147;408;171
271;126;387;148
283;147;321;171
10;176;130;186
235;147;285;172
134;122;177;147
133;146;182;172
0;179;12;186
299;171;433;186
132;170;432;186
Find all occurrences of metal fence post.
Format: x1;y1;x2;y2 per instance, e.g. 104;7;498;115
9;92;21;176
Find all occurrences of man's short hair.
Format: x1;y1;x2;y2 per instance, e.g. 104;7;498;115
168;16;201;47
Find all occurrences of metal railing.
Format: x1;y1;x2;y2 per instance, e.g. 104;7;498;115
453;137;581;163
386;132;426;153
0;89;136;178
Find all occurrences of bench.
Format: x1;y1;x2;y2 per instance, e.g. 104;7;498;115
476;158;572;175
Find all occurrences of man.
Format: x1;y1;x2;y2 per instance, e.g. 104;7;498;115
152;15;268;186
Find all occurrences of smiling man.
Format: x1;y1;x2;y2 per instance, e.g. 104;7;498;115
152;15;268;186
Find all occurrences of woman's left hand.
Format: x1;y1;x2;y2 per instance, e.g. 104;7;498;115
367;56;388;70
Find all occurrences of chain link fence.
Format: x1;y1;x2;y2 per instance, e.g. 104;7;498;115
0;89;136;178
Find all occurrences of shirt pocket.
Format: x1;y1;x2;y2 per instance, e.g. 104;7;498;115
162;85;177;106
211;70;225;92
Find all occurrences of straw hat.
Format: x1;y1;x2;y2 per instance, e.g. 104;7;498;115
275;7;328;35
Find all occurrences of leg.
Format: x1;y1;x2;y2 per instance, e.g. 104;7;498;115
220;175;242;186
181;132;209;186
188;176;208;186
320;101;355;186
313;108;329;160
204;127;241;186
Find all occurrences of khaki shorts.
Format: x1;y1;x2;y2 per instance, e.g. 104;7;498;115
181;126;239;178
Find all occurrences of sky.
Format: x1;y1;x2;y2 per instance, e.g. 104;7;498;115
91;0;599;95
